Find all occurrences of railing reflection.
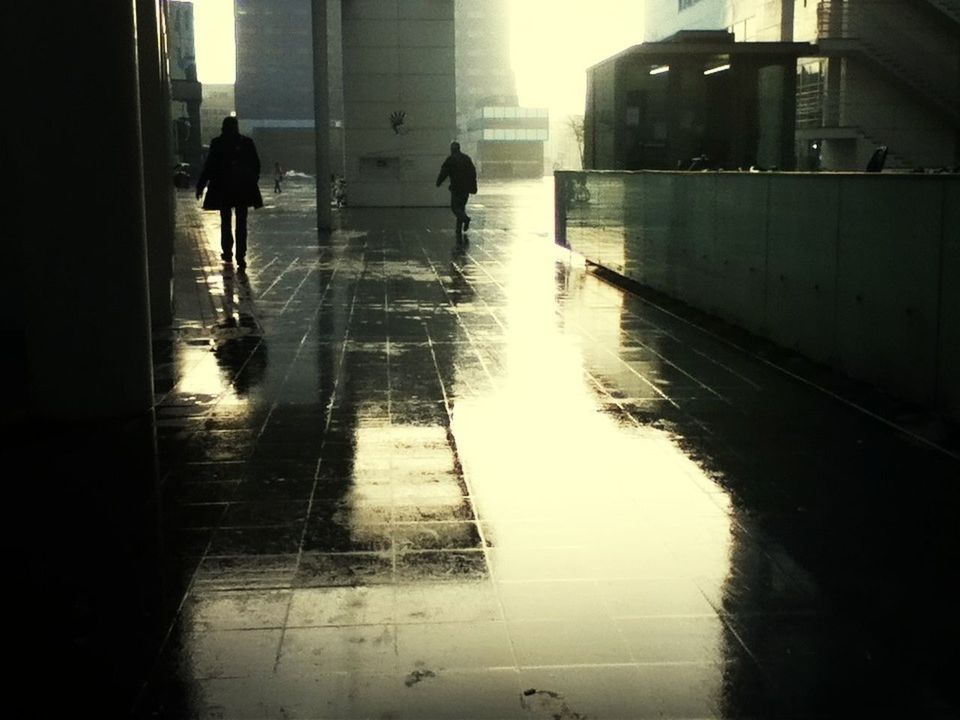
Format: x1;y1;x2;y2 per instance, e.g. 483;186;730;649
555;172;627;275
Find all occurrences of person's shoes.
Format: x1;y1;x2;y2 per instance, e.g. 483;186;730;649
221;253;232;262
463;216;471;231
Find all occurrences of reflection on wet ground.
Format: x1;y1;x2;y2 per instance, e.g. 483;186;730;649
25;177;958;718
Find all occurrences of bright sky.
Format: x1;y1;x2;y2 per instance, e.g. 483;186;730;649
193;0;235;84
192;0;645;117
509;0;645;118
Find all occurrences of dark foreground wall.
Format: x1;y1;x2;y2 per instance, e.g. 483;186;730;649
556;170;960;421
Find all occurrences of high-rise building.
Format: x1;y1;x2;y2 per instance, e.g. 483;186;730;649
234;0;461;204
232;0;552;189
454;0;548;178
454;0;517;130
234;0;345;174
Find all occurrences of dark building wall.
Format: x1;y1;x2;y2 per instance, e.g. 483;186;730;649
584;60;617;169
251;128;317;174
478;140;543;177
236;0;314;119
588;49;798;171
455;0;517;127
234;0;345;174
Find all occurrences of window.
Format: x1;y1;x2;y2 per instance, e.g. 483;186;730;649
480;128;549;142
678;0;704;10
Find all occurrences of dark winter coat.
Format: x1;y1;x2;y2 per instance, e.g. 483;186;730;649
436;152;478;195
197;132;264;210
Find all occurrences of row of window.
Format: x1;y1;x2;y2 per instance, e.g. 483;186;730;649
482;128;548;141
481;106;549;119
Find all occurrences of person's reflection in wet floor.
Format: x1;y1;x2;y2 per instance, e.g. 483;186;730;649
448;253;474;307
214;269;268;395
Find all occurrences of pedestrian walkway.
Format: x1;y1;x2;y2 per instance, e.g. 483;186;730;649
133;175;959;719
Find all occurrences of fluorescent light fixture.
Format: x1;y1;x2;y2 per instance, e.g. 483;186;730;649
649;65;670;75
704;63;731;75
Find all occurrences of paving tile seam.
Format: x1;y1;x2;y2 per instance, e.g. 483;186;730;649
588;268;960;461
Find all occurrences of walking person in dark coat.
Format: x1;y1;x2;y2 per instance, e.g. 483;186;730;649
196;116;264;270
436;142;478;237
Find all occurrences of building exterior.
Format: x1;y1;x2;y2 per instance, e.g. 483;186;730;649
454;0;517;134
802;0;959;170
454;0;548;177
340;0;458;205
234;0;344;175
200;84;236;142
462;100;549;177
584;31;810;171
232;0;549;192
168;0;203;173
644;0;960;170
235;0;458;205
646;0;791;44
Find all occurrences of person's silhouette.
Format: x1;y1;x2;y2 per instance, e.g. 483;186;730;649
436;141;478;236
273;162;284;193
196;116;263;269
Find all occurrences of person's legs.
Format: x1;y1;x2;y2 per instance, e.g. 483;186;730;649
235;206;249;267
219;208;234;260
451;191;469;233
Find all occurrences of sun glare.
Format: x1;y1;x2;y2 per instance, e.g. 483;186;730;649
189;0;645;115
192;0;236;84
509;0;645;117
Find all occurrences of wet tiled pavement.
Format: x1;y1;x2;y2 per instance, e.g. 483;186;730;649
14;177;959;718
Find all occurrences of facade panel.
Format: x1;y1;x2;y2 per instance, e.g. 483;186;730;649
342;0;457;205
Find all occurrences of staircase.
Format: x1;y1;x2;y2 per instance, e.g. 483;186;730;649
854;127;916;168
817;0;960;128
917;0;960;25
796;65;829;129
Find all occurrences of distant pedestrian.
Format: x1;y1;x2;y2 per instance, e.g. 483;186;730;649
436;141;477;236
196;116;263;270
273;162;284;193
331;173;346;208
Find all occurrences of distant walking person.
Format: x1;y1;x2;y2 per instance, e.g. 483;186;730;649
436;141;477;236
196;116;263;270
273;162;285;193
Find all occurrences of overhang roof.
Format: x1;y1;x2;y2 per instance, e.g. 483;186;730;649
589;34;818;72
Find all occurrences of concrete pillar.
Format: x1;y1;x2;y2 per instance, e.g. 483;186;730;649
8;3;154;421
779;59;798;170
313;0;333;230
138;0;176;328
824;57;843;126
780;0;795;42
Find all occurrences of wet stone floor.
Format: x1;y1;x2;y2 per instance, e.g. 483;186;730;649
35;177;960;719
